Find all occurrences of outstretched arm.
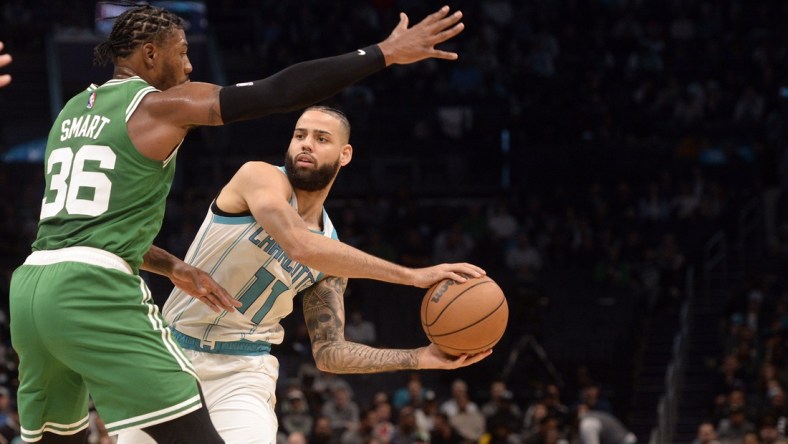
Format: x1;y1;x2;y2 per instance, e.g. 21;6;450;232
219;5;465;124
131;6;465;160
228;162;485;288
304;276;490;374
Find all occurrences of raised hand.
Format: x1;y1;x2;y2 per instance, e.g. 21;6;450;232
377;5;465;66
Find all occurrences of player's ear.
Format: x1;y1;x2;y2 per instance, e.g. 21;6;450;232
340;144;352;166
142;42;157;67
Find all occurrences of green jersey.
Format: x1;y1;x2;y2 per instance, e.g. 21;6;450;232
32;77;179;272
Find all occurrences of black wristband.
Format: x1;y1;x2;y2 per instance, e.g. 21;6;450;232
219;45;385;123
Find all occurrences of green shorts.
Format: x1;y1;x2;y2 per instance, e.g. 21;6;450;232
11;250;202;442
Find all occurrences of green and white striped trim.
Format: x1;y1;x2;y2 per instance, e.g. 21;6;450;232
137;278;198;378
125;85;158;122
21;414;90;442
102;76;147;86
104;394;202;435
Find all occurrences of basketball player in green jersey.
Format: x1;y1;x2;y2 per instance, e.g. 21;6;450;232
117;106;491;444
9;4;469;444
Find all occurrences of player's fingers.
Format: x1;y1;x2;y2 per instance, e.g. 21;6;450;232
431;22;465;45
430;10;462;33
0;75;10;88
210;292;238;312
204;286;238;311
466;263;486;276
422;5;451;26
194;280;208;295
462;350;492;366
438;352;466;368
218;291;242;309
446;272;469;283
209;281;235;302
396;12;409;32
453;263;484;278
199;295;222;313
0;54;11;69
201;276;239;308
427;49;459;61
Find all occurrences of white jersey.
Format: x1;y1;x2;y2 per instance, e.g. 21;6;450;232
164;177;337;349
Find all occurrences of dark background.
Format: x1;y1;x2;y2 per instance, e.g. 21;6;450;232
0;1;787;443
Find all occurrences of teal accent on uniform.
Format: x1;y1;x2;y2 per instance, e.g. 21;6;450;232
172;329;271;356
236;264;290;325
212;214;255;225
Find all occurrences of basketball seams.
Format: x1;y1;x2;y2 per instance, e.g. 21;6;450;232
421;276;508;356
426;295;506;337
433;332;504;354
422;279;493;328
433;310;507;353
421;284;438;329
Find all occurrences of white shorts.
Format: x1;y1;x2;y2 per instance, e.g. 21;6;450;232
117;349;280;444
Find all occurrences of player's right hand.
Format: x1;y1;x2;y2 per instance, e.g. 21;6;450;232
410;263;485;288
377;5;465;66
169;261;242;313
417;343;492;369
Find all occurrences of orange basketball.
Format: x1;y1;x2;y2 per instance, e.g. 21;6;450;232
420;275;508;356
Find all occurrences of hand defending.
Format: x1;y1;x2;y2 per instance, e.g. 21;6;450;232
378;5;465;66
418;343;492;369
169;262;241;313
411;263;485;288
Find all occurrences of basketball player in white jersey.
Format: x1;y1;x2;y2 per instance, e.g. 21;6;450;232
118;106;490;444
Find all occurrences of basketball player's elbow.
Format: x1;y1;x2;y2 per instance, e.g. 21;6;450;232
313;357;333;373
311;342;341;373
282;236;319;264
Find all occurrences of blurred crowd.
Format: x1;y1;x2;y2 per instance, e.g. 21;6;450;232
1;0;788;443
690;273;788;444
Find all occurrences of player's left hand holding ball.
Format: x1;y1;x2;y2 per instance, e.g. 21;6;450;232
417;343;492;369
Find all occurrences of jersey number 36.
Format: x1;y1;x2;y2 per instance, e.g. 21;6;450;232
40;145;116;219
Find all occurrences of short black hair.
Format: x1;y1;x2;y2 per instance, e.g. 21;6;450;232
94;5;184;66
304;106;351;143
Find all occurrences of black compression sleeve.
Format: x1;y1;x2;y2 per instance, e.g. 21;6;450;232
219;44;385;123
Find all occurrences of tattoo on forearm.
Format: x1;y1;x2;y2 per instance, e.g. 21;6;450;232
316;342;419;373
303;276;419;373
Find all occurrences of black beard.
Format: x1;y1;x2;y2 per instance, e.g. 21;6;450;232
284;154;340;192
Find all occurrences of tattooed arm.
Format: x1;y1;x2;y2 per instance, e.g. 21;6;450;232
303;276;491;374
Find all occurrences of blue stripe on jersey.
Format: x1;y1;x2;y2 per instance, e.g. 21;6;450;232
213;214;256;225
172;329;271;355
